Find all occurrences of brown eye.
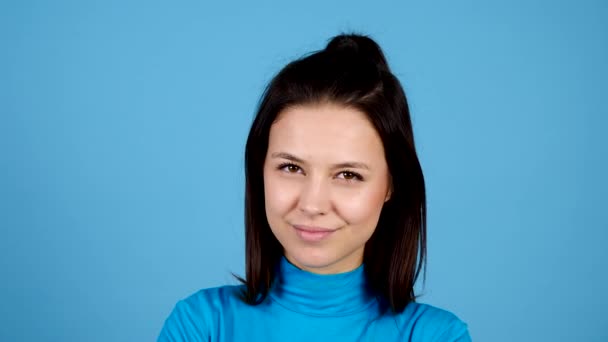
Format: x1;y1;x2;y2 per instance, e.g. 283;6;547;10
342;172;355;180
278;163;302;174
338;171;363;181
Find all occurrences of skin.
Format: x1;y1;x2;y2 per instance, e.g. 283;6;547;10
263;102;392;275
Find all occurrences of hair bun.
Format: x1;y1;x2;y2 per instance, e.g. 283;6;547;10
325;34;390;72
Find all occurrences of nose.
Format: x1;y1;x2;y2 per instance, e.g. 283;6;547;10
298;176;330;217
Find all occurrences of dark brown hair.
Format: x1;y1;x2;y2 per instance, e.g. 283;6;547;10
239;33;426;312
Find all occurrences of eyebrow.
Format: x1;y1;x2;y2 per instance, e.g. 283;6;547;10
270;152;371;170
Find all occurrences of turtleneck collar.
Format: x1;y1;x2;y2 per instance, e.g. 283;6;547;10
268;257;377;316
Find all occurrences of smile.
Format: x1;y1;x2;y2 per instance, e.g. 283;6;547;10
292;225;337;242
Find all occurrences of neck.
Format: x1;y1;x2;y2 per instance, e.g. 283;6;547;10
269;256;377;316
284;255;364;275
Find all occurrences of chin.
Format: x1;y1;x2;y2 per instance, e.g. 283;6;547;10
286;247;348;274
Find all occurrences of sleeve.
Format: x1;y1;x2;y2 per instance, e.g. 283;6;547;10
433;320;472;342
157;300;208;342
401;303;473;342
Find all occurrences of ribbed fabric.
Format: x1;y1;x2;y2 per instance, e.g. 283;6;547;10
158;257;471;341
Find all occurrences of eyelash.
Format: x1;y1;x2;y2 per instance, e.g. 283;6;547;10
277;163;364;182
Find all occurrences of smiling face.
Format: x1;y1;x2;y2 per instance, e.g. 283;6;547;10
263;102;392;274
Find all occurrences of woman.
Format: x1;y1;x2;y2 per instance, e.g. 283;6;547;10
158;33;471;341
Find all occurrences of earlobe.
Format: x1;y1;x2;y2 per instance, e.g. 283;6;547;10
384;176;393;202
384;187;392;202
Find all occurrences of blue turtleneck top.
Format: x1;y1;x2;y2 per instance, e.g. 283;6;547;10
158;258;471;341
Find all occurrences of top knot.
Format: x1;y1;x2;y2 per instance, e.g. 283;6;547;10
325;34;390;72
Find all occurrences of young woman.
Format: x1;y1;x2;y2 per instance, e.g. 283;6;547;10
158;33;471;342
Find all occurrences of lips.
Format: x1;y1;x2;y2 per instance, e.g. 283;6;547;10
293;225;337;242
293;225;335;232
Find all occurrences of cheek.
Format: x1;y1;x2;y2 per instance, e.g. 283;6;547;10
336;185;388;224
263;171;298;217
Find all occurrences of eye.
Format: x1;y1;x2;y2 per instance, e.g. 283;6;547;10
278;163;302;174
337;171;364;182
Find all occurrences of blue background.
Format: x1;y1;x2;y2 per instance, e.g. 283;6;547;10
1;0;607;341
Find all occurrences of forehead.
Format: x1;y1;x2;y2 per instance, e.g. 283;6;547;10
267;103;385;163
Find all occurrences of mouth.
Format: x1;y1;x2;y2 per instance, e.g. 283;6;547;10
292;225;337;242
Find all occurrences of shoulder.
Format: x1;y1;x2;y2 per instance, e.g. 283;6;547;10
393;302;471;342
157;285;245;342
182;284;245;311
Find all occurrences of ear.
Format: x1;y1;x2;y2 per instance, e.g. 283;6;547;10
384;183;393;203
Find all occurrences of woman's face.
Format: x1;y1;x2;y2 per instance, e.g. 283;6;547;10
263;103;391;274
